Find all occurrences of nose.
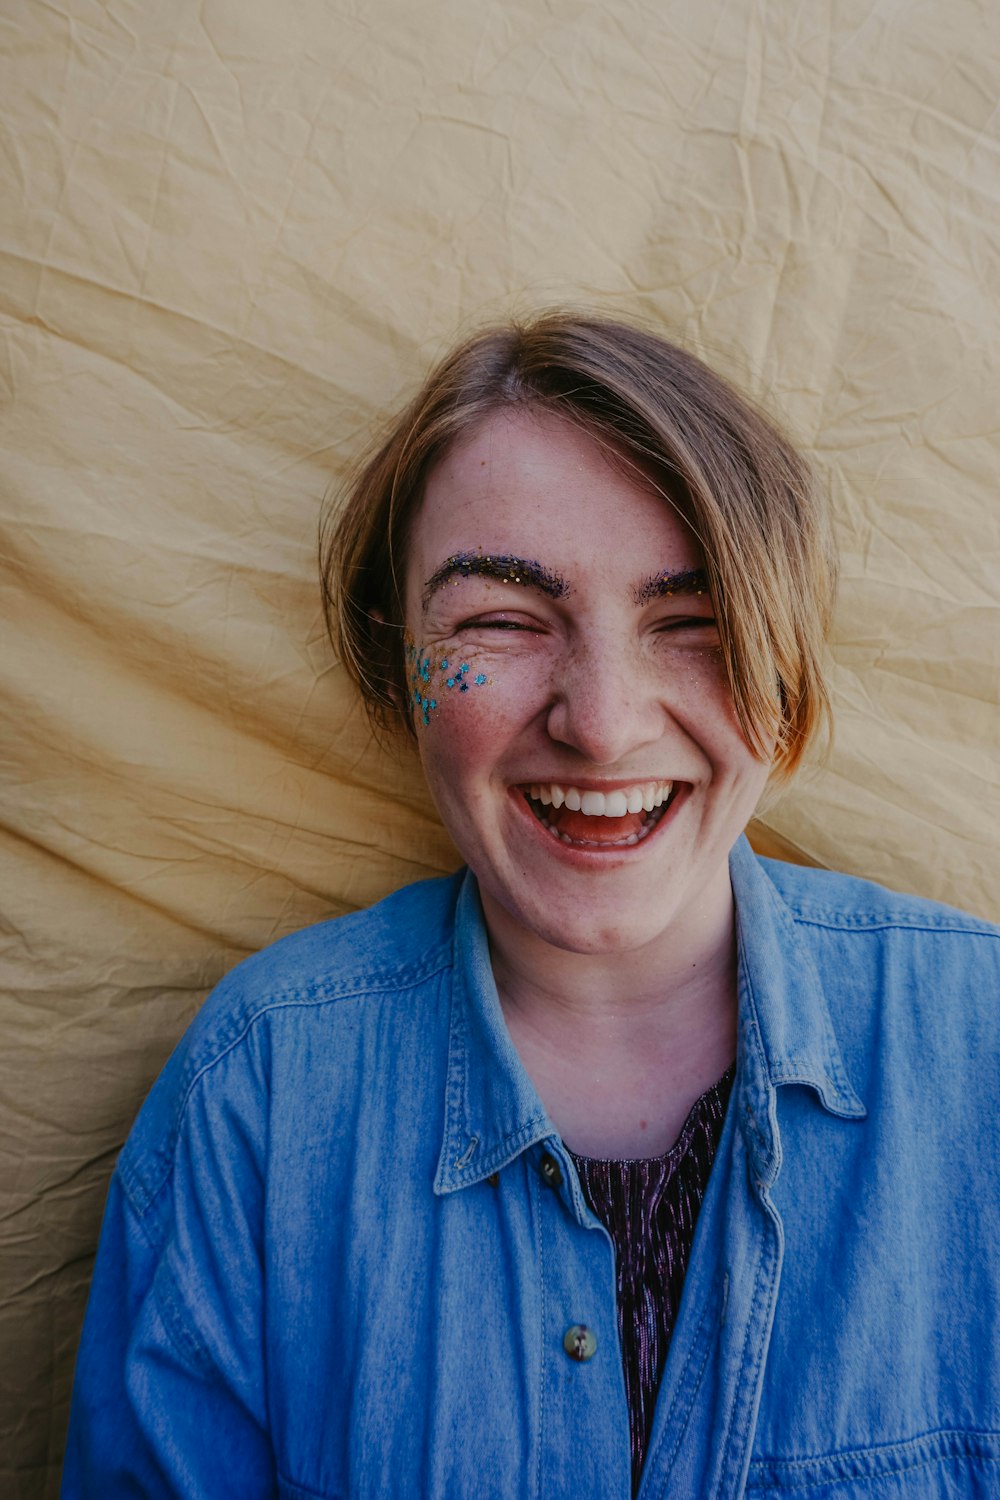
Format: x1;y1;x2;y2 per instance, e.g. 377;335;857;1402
545;636;670;766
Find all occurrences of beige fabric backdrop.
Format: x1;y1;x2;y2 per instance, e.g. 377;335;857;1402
2;0;998;1492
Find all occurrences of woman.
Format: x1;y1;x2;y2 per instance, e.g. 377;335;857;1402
63;314;1000;1498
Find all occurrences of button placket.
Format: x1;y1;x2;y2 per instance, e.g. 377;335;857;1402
534;1148;628;1495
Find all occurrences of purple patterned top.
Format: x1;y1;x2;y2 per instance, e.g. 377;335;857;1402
568;1065;735;1497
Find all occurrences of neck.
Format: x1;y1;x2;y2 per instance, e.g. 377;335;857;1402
484;863;738;1018
481;870;739;1156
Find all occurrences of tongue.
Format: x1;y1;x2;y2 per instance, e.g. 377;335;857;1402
548;806;646;843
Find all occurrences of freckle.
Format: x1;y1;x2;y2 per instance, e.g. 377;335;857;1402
639;1119;647;1130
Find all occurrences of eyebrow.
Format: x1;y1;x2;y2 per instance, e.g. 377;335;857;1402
422;552;571;608
633;568;710;606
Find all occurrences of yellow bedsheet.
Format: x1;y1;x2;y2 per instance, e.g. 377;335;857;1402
2;1;997;1491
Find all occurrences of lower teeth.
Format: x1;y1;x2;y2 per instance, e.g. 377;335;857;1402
535;805;665;847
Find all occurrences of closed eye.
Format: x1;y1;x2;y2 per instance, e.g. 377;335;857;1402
656;615;718;632
457;615;541;632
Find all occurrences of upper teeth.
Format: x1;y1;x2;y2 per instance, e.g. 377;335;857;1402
527;781;673;816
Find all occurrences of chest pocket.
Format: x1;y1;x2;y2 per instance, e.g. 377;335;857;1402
745;1429;1000;1498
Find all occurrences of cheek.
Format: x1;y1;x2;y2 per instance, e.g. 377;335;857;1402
670;649;775;773
403;637;493;728
659;645;746;730
656;641;726;684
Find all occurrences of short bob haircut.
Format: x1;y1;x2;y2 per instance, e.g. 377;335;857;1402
321;312;836;779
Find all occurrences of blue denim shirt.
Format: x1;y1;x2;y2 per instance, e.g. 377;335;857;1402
63;838;1000;1498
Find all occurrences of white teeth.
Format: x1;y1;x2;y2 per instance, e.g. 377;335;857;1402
536;805;665;848
526;780;674;817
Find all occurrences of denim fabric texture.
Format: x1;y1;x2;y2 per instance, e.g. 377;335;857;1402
62;837;1000;1498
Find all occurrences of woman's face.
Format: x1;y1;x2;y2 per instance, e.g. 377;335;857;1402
403;407;772;960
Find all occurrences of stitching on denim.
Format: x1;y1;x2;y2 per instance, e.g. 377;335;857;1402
114;1172;211;1373
647;1284;719;1498
738;947;777;1167
119;1176;160;1252
749;1426;1000;1477
148;1263;213;1375
435;978;550;1188
747;1439;1000;1493
792;910;998;938
438;958;551;1187
534;1166;545;1500
711;1223;768;1499
753;886;863;1113
721;1211;781;1497
442;969;468;1178
742;1099;770;1162
468;1118;552;1177
458;956;475;1170
276;1472;339;1499
122;958;453;1217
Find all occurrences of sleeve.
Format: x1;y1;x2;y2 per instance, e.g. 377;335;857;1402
61;1045;278;1498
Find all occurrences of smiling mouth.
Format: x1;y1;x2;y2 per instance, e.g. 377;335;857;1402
522;780;676;848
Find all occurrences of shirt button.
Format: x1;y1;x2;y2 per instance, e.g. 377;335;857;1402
563;1324;597;1362
539;1151;563;1188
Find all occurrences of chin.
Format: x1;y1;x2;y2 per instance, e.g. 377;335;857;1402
498;893;677;958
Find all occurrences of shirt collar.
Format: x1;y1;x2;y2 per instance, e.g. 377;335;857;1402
434;871;554;1194
434;836;865;1196
729;835;866;1184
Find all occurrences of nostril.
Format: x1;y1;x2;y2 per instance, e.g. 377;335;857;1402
545;689;661;765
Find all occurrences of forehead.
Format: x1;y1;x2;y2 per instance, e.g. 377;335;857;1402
407;408;701;597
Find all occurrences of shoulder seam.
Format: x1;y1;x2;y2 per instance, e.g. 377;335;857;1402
119;952;453;1218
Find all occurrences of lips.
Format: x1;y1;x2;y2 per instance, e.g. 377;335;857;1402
521;780;676;848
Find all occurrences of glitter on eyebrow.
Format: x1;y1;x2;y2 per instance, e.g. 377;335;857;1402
633;568;710;606
422;551;570;605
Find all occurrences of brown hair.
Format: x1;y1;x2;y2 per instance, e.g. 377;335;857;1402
320;311;835;777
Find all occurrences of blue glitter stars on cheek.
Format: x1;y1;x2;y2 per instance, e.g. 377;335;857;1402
443;661;474;694
404;639;436;726
404;637;490;725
